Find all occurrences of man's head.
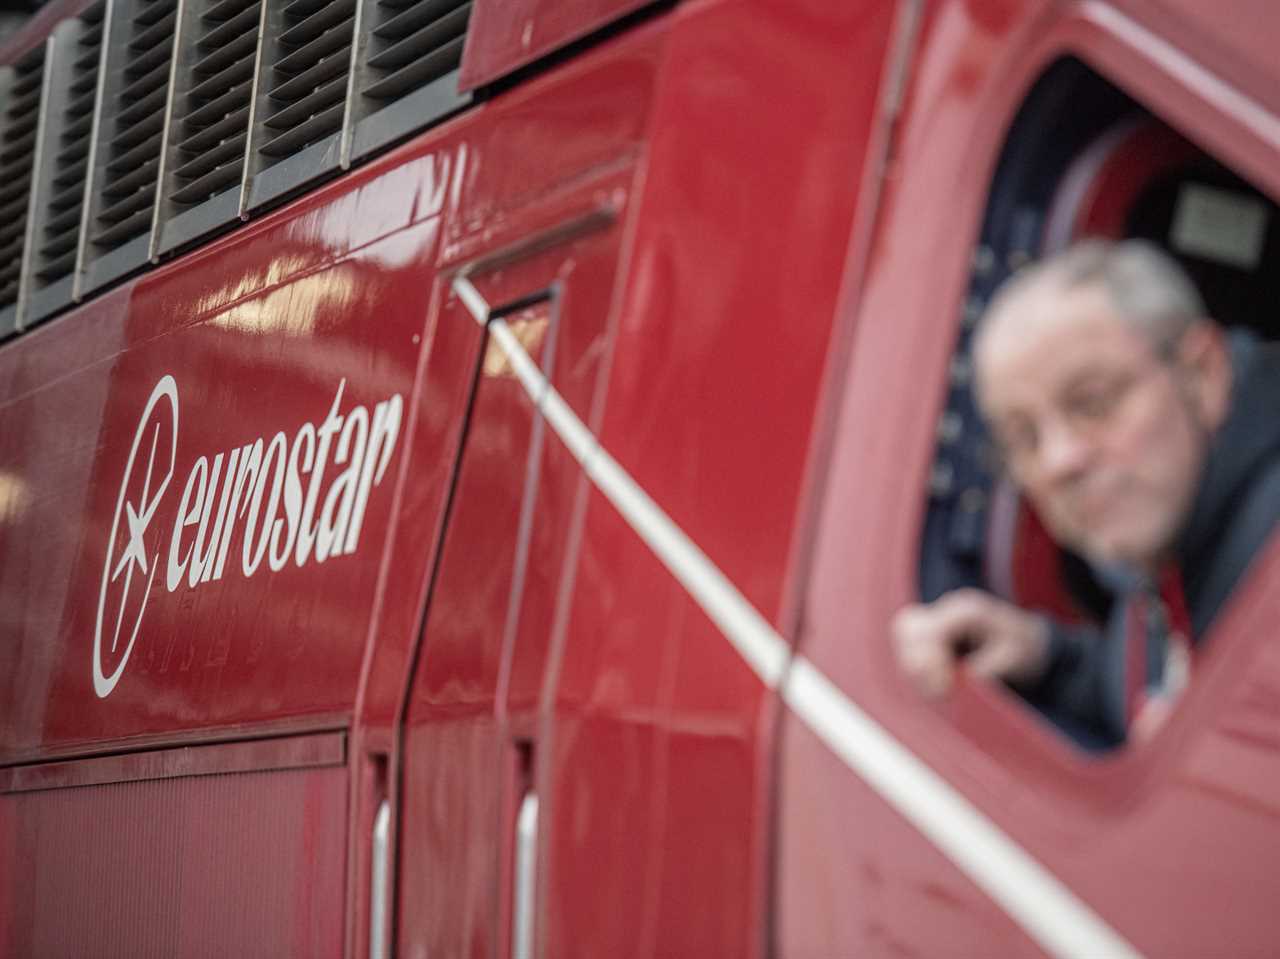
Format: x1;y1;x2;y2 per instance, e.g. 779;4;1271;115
973;239;1233;574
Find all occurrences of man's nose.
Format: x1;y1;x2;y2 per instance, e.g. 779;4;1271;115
1035;415;1093;481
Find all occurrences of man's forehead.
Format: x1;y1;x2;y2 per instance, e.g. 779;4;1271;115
981;274;1115;346
974;282;1150;399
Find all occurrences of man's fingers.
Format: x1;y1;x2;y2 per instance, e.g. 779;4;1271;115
892;591;1049;696
965;638;1015;680
925;588;1004;637
965;605;1048;684
892;605;959;698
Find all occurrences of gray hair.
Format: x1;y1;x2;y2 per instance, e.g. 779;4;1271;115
984;238;1207;353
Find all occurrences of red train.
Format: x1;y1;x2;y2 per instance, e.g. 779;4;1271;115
1;0;1278;955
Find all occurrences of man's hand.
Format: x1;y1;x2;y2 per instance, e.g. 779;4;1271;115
891;589;1050;698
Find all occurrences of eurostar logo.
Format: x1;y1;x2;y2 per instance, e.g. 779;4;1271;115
91;373;404;699
94;376;178;698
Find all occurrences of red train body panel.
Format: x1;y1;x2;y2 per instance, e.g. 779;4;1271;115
0;0;1278;956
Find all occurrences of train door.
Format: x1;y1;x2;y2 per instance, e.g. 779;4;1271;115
381;25;662;955
391;167;638;956
775;1;1280;957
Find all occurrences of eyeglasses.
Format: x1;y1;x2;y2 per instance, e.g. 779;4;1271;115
991;358;1174;472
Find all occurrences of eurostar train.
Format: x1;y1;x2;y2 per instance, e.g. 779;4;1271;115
2;0;1278;955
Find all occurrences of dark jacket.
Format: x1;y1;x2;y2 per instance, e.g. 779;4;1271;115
1023;330;1280;750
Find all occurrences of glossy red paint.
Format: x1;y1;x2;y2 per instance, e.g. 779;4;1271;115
777;1;1280;956
1;0;1279;957
527;2;900;955
0;736;348;956
458;0;657;91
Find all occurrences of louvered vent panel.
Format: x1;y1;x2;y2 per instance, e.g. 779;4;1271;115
90;0;177;252
360;0;468;103
167;0;260;207
35;9;103;288
259;0;355;164
0;48;45;311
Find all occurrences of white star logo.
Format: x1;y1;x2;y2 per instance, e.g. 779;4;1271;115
94;376;178;697
105;420;165;652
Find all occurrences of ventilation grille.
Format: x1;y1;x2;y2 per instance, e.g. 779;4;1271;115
259;0;355;164
167;0;259;207
361;0;469;103
1;0;481;330
35;9;103;289
0;48;45;310
90;0;176;252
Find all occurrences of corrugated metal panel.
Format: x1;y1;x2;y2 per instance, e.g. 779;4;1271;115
0;747;347;958
245;0;355;210
0;44;46;335
24;5;104;326
80;0;179;295
346;0;470;161
154;0;263;254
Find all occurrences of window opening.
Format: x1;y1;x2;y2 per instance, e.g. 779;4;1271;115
916;58;1280;754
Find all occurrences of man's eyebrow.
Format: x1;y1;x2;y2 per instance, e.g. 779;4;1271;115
1060;371;1114;391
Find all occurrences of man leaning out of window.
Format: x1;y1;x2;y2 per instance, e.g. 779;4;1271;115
894;238;1280;750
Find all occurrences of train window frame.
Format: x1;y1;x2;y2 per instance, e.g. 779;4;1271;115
910;53;1280;795
790;12;1280;831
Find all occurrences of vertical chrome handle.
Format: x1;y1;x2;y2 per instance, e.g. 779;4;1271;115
513;792;539;959
370;799;391;959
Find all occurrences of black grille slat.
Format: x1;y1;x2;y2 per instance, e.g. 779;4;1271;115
175;105;248;153
93;206;152;245
62;104;95;137
0;125;38;164
186;57;254;102
33;7;103;289
115;79;167;127
172;132;245;181
0;189;31;223
119;58;171;103
74;47;101;71
252;0;354;172
358;0;468;105
89;0;179;258
103;155;161;196
274;20;353;76
0;47;44;308
205;0;255;20
168;143;247;202
37;249;78;281
200;2;261;50
279;0;354;47
134;0;174;27
282;0;331;21
189;28;258;78
97;186;155;225
162;0;259;213
32;7;102;289
259;102;343;156
182;80;253;130
107;124;166;174
372;0;462;40
33;5;101;286
366;3;466;70
53;156;90;189
50;176;87;207
363;34;462;100
264;75;345;131
46;203;84;235
41;233;78;263
0;178;28;206
8;85;42;117
268;47;349;103
131;9;179;53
